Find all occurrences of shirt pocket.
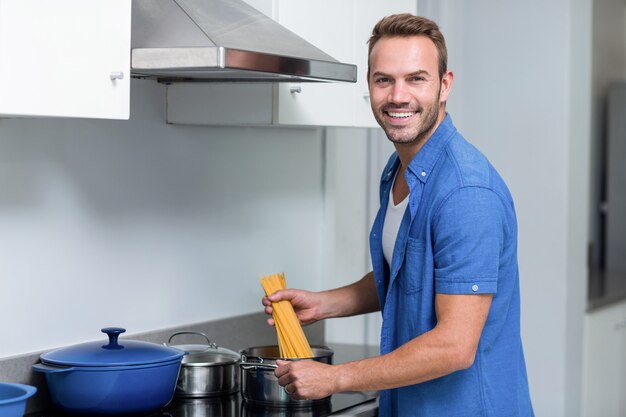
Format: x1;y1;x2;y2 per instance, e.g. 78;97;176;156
398;237;425;295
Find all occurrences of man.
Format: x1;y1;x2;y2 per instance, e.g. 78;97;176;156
263;14;534;416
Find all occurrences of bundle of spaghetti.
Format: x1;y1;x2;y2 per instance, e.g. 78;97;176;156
260;272;314;359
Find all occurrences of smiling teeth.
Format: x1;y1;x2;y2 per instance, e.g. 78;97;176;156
388;111;415;118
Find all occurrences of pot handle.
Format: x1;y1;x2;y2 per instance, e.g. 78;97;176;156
32;363;76;374
166;331;217;350
240;361;278;371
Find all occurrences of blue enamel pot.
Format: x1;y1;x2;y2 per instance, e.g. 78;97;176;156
0;383;37;417
32;328;185;415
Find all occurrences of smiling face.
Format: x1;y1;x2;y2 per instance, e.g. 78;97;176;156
368;35;453;149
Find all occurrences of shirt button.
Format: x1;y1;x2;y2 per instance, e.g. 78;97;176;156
472;284;479;292
421;171;427;177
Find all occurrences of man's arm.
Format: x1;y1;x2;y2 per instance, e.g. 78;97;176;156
318;271;381;318
263;271;380;326
275;292;492;399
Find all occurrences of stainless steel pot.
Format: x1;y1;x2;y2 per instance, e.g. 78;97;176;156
166;332;240;398
239;345;333;408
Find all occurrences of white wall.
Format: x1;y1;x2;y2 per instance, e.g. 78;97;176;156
322;128;394;346
0;80;327;357
321;128;371;345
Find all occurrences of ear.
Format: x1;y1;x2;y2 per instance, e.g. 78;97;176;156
439;70;454;103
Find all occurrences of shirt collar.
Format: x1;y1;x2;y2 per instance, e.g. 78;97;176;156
407;113;456;184
380;113;457;185
382;154;400;184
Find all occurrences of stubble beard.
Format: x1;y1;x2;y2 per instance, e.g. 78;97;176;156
376;93;441;147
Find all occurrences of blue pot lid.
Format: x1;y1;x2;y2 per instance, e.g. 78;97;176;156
40;328;185;367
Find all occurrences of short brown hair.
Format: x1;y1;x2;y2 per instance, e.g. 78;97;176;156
368;14;448;80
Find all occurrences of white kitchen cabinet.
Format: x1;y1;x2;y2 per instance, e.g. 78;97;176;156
352;0;418;126
267;0;417;127
0;0;131;119
582;301;626;417
270;0;358;127
167;0;417;127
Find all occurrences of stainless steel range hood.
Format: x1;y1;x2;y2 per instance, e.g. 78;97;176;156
131;0;357;83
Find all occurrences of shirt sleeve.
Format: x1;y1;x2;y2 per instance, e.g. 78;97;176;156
432;186;506;294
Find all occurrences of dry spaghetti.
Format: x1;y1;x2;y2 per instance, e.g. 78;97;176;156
260;273;314;359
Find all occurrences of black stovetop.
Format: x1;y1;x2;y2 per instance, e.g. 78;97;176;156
27;392;377;417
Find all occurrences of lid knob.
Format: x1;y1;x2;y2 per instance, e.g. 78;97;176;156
101;327;126;350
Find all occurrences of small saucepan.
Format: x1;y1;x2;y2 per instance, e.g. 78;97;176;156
239;345;333;408
166;331;240;398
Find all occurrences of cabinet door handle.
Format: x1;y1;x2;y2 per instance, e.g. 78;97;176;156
110;71;124;81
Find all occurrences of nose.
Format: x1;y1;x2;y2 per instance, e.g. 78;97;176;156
388;80;411;105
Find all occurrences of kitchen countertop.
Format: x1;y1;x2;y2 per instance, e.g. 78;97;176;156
26;343;380;417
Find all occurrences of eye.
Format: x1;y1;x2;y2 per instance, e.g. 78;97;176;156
374;77;392;86
409;75;425;82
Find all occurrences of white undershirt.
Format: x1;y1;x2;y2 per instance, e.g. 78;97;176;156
382;171;409;266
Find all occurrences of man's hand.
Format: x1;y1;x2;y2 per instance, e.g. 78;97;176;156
262;289;324;326
274;359;338;400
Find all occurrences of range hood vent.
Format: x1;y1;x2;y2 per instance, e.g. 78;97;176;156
131;0;357;83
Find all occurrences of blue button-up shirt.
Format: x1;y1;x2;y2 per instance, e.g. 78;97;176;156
370;115;533;416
